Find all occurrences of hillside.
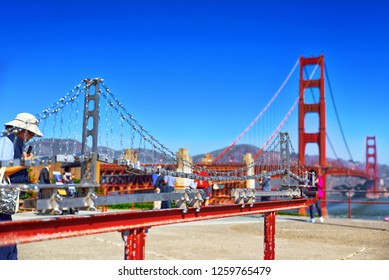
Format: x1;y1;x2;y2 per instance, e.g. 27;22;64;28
31;139;389;190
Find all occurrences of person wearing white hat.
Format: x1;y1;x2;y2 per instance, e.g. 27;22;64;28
0;112;43;260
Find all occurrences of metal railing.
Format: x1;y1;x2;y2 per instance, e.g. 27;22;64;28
324;190;389;219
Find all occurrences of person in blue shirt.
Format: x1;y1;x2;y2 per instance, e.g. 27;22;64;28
0;112;43;260
161;166;176;209
260;170;271;201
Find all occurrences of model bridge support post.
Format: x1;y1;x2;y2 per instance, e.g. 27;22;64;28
122;228;147;260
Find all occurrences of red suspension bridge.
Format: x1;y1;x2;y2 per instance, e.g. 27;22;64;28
208;54;379;211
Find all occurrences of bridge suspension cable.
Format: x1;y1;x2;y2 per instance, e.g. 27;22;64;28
302;63;361;170
302;66;343;166
253;96;299;159
253;58;322;161
324;63;355;163
213;57;300;163
100;83;177;162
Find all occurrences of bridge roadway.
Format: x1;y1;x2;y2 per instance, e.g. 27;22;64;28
13;210;389;260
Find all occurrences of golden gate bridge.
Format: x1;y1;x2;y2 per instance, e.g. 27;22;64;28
0;54;381;259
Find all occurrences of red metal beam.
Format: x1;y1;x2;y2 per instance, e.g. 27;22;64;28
0;198;316;246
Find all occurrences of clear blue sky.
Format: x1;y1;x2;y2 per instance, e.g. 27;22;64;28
1;0;388;165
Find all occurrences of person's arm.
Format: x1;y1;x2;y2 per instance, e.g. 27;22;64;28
316;176;324;188
4;166;26;177
154;176;161;192
0;137;14;160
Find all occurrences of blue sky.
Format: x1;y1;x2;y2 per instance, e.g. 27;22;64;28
1;0;388;165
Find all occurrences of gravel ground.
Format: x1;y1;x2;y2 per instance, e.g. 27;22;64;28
17;215;389;260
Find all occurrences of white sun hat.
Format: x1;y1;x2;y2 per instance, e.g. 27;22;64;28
4;112;43;137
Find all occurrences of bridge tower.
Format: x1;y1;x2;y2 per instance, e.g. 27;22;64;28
298;55;327;216
80;78;103;184
77;78;103;210
366;136;379;195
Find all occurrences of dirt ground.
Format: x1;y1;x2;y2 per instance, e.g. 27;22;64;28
17;215;389;260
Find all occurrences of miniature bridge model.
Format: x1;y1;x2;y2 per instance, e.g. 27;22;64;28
0;78;317;260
